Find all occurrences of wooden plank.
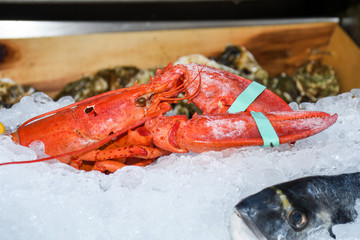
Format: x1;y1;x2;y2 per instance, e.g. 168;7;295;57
0;21;338;96
323;25;360;92
245;23;337;76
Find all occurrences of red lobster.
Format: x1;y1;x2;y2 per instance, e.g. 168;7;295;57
0;63;338;173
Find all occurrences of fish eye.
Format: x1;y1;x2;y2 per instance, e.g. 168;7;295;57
288;210;308;230
135;97;147;107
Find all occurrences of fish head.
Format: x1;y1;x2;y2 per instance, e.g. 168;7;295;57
231;185;333;240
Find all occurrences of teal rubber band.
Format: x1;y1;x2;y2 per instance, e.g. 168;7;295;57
227;81;266;113
250;111;280;147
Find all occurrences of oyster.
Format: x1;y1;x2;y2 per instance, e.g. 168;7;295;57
293;60;339;103
268;73;300;103
54;66;145;102
175;54;239;75
270;60;339;103
212;45;269;86
0;78;36;108
211;45;339;104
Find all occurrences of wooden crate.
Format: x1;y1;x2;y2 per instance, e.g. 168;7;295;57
0;21;359;98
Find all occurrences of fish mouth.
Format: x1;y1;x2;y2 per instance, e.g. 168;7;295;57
230;208;267;240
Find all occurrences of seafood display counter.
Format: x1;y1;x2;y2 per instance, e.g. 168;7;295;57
1;19;360;240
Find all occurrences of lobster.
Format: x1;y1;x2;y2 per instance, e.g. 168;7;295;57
0;63;338;173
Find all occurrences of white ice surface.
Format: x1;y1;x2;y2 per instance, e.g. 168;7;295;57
1;90;360;240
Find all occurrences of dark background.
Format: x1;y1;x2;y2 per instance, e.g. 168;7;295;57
1;0;360;44
0;0;358;21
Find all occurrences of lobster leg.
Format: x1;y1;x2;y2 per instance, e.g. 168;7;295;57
92;160;127;172
71;144;167;173
92;159;156;173
77;145;170;161
73;126;171;172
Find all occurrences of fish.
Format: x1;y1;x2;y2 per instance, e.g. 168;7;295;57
231;172;360;240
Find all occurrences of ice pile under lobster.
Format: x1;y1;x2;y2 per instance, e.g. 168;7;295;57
0;63;338;173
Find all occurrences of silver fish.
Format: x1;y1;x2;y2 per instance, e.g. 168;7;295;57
231;173;360;239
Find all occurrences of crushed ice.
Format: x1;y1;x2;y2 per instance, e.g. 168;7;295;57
1;90;360;240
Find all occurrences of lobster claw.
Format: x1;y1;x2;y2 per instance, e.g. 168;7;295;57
145;111;338;153
150;63;293;114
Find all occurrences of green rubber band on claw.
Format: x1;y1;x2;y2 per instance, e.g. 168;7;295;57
227;81;266;113
250;111;280;147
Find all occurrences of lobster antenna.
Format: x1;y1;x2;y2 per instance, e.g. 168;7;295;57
160;65;190;98
186;63;205;102
160;64;204;102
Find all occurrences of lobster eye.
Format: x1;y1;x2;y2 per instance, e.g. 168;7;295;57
135;97;147;107
288;210;308;230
